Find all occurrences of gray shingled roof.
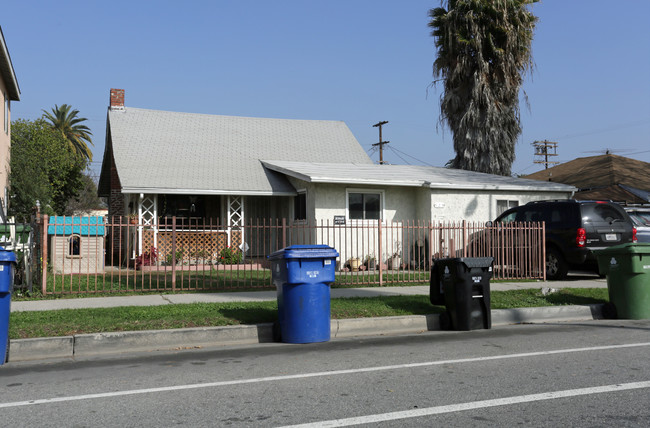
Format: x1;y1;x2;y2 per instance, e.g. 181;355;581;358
100;107;373;195
262;161;578;192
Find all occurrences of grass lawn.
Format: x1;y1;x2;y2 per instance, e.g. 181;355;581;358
9;288;609;339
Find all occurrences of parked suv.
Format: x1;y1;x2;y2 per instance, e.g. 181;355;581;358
493;200;637;280
623;206;650;243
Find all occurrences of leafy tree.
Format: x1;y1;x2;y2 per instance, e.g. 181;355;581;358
429;0;538;176
42;104;94;162
9;119;86;219
64;173;106;215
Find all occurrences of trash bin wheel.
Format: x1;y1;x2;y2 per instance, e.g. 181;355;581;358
439;311;452;331
602;302;618;319
272;321;282;342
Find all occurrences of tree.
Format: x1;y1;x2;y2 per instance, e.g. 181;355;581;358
64;173;106;215
42;104;94;162
429;0;538;176
9;119;86;219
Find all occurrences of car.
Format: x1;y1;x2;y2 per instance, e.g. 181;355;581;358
492;200;637;280
623;206;650;243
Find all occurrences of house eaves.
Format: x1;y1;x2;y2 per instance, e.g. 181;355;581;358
262;161;577;193
0;27;20;101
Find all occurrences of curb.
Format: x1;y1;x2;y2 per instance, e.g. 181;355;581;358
7;304;605;363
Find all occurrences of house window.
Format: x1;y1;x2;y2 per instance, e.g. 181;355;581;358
69;235;81;257
348;191;381;220
497;200;518;216
294;192;306;221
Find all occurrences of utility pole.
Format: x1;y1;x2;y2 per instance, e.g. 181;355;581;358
372;121;389;164
532;140;559;169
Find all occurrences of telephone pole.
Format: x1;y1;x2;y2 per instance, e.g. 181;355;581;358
372;121;389;164
532;140;559;169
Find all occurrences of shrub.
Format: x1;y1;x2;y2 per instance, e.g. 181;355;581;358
219;246;242;264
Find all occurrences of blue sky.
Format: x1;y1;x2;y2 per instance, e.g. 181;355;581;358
3;1;649;180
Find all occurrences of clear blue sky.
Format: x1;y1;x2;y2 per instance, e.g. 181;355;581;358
3;1;650;180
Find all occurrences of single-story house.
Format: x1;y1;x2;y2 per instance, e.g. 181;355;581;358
98;88;575;263
524;154;650;204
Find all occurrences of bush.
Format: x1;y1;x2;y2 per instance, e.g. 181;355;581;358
219;246;242;264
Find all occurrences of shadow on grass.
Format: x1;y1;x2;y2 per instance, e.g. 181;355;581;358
219;307;278;325
543;293;607;306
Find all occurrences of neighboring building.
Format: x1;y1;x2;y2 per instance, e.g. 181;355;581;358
98;88;575;263
0;26;21;221
524;154;650;204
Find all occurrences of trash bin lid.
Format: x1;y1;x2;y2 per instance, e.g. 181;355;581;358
268;245;339;261
0;247;17;263
595;243;650;256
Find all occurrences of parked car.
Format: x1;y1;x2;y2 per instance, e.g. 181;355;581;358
623;206;650;243
491;200;637;280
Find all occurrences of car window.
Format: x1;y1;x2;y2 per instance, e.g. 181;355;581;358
497;210;517;223
519;208;543;222
582;203;626;224
628;211;650;226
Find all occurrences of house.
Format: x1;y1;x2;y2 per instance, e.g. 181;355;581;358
98;88;575;264
0;26;21;221
47;216;106;274
524;154;650;204
97;89;374;261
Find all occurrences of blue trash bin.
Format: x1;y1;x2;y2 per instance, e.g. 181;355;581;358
0;247;17;365
268;245;339;344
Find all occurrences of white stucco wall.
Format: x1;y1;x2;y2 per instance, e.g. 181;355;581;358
429;189;574;223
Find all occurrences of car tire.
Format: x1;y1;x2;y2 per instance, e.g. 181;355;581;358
546;247;568;280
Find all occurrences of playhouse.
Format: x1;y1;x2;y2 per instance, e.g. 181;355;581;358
48;216;105;274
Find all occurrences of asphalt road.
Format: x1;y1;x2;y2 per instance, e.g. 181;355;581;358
2;319;650;427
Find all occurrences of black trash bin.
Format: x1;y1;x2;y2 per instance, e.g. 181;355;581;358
0;247;17;365
433;257;493;331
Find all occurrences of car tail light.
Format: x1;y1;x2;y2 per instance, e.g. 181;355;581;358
633;227;637;243
576;228;586;247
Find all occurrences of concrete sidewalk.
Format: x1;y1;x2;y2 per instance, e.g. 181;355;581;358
6;277;609;363
11;277;607;312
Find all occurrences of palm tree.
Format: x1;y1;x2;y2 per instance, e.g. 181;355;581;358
429;0;538;176
43;104;94;161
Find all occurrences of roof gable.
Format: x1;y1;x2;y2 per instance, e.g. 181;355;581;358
101;107;372;195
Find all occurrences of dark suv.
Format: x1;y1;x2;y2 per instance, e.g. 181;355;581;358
494;200;637;280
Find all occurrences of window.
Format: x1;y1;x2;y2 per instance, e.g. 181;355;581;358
294;192;306;220
69;235;81;257
348;192;381;220
496;200;518;216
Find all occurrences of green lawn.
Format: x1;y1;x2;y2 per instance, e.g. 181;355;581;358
9;288;609;339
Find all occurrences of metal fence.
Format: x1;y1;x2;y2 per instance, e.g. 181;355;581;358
37;215;545;295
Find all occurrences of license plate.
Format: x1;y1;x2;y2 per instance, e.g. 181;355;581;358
605;233;617;241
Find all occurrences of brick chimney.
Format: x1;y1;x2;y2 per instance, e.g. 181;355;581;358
110;88;125;111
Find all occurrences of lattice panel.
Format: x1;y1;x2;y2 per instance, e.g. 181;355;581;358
151;231;229;261
141;195;156;226
231;231;242;250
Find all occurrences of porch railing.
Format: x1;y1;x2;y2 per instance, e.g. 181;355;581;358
39;216;545;295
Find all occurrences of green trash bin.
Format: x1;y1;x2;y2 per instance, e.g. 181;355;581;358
596;243;650;319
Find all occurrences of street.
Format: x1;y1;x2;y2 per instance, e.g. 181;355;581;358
2;320;650;427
